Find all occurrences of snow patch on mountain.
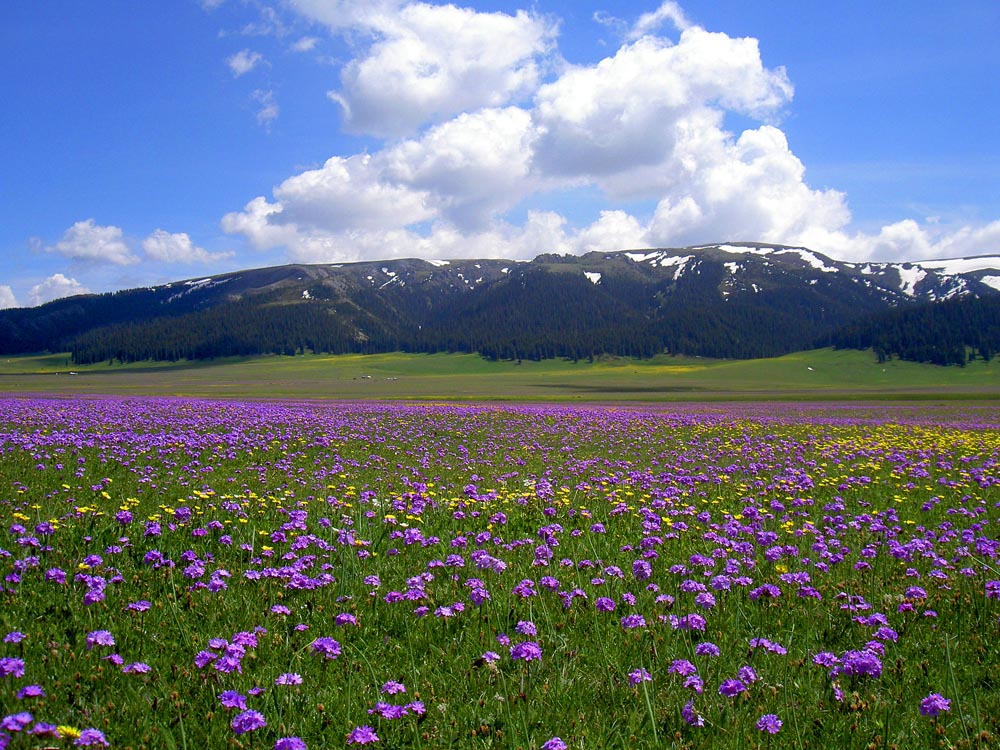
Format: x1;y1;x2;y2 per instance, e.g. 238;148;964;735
711;244;774;256
916;256;1000;275
980;275;1000;292
897;266;927;297
584;272;602;285
776;248;837;273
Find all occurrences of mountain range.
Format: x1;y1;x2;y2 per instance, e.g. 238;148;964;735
3;242;1000;365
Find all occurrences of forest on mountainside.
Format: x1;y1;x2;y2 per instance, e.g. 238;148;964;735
829;295;1000;366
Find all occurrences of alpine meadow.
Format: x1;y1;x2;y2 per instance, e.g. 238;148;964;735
2;397;1000;750
3;1;1000;749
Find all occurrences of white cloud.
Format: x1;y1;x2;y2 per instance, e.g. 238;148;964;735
574;210;648;254
219;1;997;268
288;0;406;30
324;3;557;137
28;274;90;306
383;107;538;229
253;89;279;129
227;49;265;76
800;218;1000;264
645;124;851;246
0;285;17;309
533;29;793;188
224;105;538;251
44;219;138;265
291;36;319;52
629;1;691;38
221;196;300;251
142;229;233;264
274;153;435;230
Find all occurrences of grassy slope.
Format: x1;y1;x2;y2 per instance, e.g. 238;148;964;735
0;348;998;401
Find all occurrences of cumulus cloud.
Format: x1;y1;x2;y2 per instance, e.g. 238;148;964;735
142;229;233;264
227;49;265;76
44;219;138;265
383;107;538;229
219;1;997;267
274;153;434;230
0;285;17;309
28;274;90;306
532;30;793;189
321;3;557;137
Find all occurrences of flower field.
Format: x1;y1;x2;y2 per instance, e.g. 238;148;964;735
2;396;999;749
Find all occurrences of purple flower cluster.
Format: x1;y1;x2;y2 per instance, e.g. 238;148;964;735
3;397;1000;747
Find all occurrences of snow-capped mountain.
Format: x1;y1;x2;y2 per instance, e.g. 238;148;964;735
3;242;999;362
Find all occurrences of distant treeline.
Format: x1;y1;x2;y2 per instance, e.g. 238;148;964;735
70;298;389;364
829;295;1000;366
11;256;1000;367
69;269;854;365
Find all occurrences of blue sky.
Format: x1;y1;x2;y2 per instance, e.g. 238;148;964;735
2;0;998;307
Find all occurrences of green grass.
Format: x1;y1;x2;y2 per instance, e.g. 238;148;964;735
2;398;999;748
1;348;999;401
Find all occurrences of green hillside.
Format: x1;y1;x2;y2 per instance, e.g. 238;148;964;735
1;348;999;401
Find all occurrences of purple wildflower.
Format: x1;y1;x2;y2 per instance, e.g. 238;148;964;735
0;658;25;678
718;679;748;697
368;703;409;720
695;642;720;657
346;725;379;745
310;637;341;659
510;641;542;662
231;709;267;735
682;699;704;727
275;673;303;685
85;630;114;650
511;579;536;598
29;722;59;737
219;691;248;710
839;649;883;679
1;713;32;732
75;728;110;747
920;693;952;717
668;660;696;677
757;714;782;734
737;665;759;684
628;667;652;685
595;596;616;612
749;584;781;600
381;680;406;695
515;620;537;636
275;738;307;750
541;738;568;750
620;614;646;630
16;685;45;699
694;592;716;609
812;652;839;668
123;662;152;674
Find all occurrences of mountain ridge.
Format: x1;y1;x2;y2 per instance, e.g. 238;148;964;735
3;243;1000;364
